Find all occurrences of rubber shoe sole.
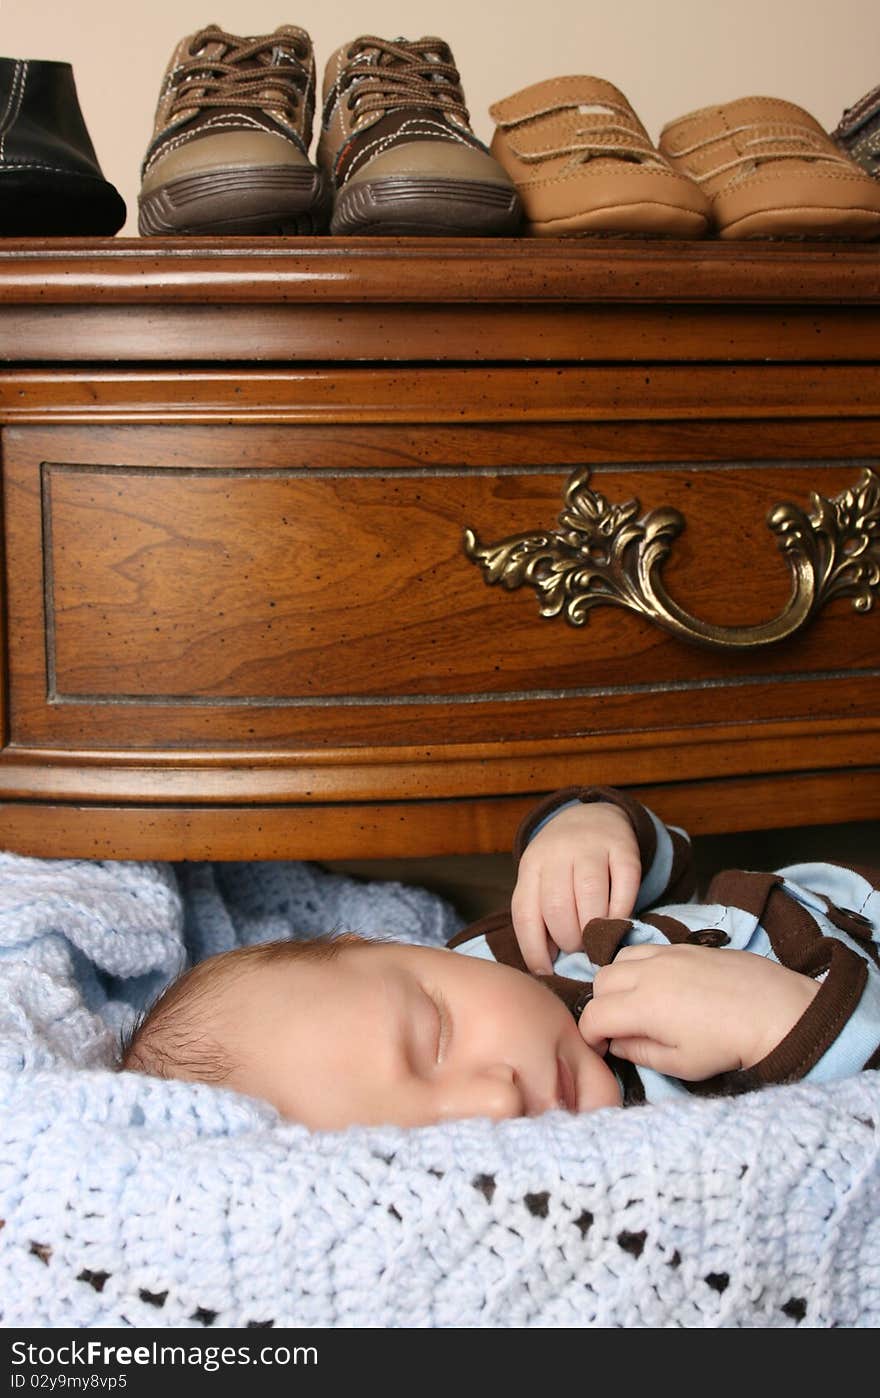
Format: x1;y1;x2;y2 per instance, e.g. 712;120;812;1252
718;205;880;239
139;164;330;235
330;177;522;236
0;170;126;235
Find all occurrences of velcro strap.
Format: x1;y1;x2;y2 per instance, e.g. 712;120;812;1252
490;75;632;127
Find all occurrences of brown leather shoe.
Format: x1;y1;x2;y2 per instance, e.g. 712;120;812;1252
316;35;521;236
488;76;711;237
139;24;329;235
659;96;880;239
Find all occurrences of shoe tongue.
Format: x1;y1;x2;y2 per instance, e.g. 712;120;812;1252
188;25;229;63
268;24;311;64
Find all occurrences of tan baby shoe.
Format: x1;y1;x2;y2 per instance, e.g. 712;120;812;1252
488;76;711;237
659;96;880;239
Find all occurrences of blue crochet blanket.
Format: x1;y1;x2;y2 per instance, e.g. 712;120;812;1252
1;852;879;1328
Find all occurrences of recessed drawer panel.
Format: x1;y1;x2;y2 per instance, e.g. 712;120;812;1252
3;424;879;754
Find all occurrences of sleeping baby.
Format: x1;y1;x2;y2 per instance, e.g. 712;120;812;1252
119;787;880;1127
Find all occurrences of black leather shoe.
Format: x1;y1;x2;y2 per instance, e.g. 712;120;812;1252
0;57;126;235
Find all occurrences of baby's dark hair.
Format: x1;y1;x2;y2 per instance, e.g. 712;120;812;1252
118;936;352;1086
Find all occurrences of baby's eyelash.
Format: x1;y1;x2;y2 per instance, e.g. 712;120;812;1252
429;987;453;1064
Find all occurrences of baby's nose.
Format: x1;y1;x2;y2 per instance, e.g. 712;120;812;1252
439;1065;524;1123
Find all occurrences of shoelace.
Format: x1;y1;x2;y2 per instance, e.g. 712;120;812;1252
671;122;854;183
169;27;310;119
337;36;470;124
515;102;668;168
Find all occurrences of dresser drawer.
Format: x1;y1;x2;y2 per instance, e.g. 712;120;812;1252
1;239;878;858
2;415;879;839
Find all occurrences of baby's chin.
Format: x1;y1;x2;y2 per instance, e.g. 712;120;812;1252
573;1040;623;1111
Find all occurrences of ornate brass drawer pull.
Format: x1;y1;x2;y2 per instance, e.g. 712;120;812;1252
463;466;880;652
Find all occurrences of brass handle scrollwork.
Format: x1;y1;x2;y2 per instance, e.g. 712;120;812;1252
463;467;880;652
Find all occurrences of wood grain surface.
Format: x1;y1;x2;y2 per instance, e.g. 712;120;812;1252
1;238;878;857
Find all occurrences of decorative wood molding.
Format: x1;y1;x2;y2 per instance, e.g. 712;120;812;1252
1;237;879;303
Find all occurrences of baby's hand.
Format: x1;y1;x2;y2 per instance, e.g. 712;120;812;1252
578;942;819;1078
510;801;642;975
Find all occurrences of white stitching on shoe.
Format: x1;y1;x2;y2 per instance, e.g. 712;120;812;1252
667;121;855;185
0;62;24;143
344;116;475;180
0;60;28;164
0;161;104;175
144;115;305;174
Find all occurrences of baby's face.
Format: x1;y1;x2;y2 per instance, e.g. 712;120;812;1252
216;941;621;1129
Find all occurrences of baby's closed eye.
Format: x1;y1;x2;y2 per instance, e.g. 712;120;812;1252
425;986;453;1065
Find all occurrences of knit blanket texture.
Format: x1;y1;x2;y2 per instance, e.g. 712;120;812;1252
1;850;879;1329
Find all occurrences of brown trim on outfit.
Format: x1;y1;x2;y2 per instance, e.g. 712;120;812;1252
483;918;529;973
641;912;693;943
666;829;697;904
705;869;779;919
706;871;824;973
447;908;513;952
541;973;593;1020
608;1053;646;1105
641;911;730;946
744;939;867;1084
763;885;833;975
821;898;880;967
580;918;633;966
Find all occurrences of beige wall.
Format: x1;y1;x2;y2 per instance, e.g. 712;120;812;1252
1;0;878;233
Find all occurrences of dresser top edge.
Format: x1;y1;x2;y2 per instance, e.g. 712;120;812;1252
1;235;879;306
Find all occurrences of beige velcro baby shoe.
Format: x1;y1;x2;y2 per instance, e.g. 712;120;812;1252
659;96;880;239
489;76;711;236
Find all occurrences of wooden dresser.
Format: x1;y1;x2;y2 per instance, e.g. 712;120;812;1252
0;236;878;860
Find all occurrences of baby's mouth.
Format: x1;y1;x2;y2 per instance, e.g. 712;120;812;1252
556;1056;578;1113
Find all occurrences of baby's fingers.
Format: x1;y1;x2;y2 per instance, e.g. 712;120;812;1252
540;864;587;955
510;869;555;975
578;989;669;1050
607;852;642;921
571;858;614;934
606;1036;684;1076
611;943;663;963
